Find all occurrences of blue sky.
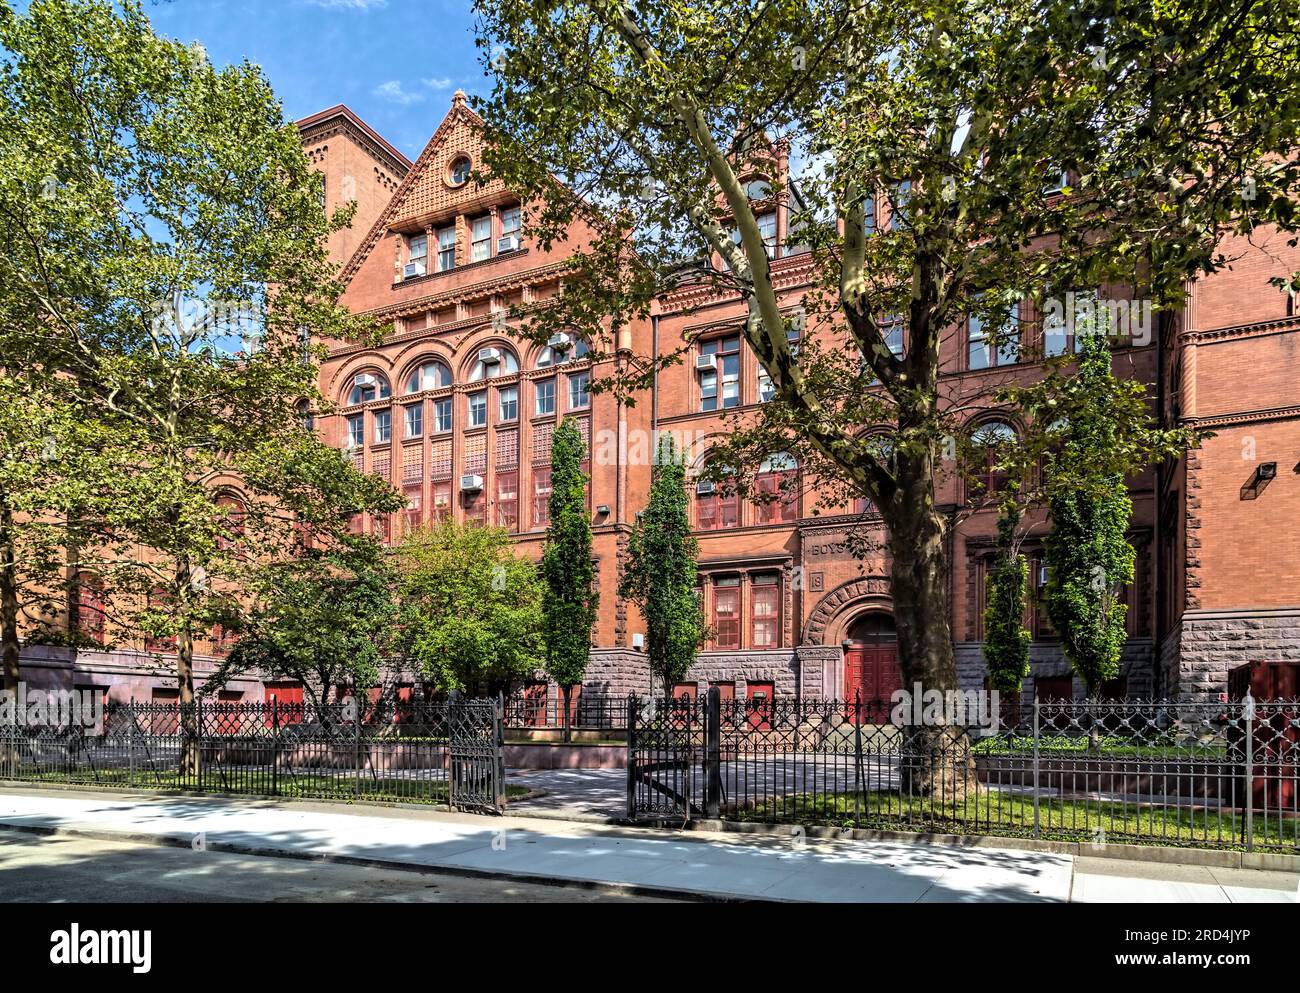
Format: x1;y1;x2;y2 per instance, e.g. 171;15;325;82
148;0;490;158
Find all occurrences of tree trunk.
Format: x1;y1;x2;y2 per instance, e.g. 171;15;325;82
885;495;978;800
561;683;572;744
174;555;199;777
0;500;22;694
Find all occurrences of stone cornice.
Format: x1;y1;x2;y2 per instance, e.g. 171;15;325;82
1181;403;1300;429
1179;314;1300;346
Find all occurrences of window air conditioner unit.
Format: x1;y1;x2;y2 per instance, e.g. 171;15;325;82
548;333;571;348
460;474;484;492
497;234;521;253
696;353;717;371
404;262;426;279
354;373;377;387
696;481;716;496
478;347;501;364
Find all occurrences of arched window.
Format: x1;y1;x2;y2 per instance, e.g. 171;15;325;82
536;334;589;368
696;464;738;531
970;420;1017;497
215;494;247;553
468;346;519;382
754;452;798;525
405;360;452;394
347;371;391;405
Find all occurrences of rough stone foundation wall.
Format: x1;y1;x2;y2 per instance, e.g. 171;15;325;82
1170;608;1300;705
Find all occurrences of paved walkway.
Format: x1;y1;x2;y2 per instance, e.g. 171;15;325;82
0;788;1294;903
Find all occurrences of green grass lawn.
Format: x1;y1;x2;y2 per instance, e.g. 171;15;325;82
735;789;1300;850
972;734;1231;761
7;766;529;805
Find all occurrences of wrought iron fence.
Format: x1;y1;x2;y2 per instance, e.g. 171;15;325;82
0;697;505;814
627;692;1300;853
502;692;631;731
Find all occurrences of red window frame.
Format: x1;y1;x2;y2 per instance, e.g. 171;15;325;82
76;573;106;645
532;466;552;528
754;469;797;525
464;488;486;526
751;577;780;649
496;470;519;531
713;582;741;650
697;487;738;531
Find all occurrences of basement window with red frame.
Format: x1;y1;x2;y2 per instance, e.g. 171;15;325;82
713;578;741;650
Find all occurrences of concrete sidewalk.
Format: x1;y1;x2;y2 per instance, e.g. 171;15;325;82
0;788;1294;903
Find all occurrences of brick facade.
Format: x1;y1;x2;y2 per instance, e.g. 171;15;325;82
17;99;1300;707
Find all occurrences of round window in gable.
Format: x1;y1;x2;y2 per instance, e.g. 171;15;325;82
448;155;473;187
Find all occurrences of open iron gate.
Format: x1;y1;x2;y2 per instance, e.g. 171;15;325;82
626;693;714;821
447;697;507;814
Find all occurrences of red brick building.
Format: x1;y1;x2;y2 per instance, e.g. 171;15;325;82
21;96;1300;709
309;96;1300;709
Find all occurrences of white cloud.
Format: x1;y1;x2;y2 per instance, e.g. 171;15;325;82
422;77;453;91
372;80;425;106
305;0;389;10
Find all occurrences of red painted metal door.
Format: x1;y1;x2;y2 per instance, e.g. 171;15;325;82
844;645;902;723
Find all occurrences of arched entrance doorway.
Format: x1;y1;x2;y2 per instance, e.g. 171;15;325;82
844;613;903;723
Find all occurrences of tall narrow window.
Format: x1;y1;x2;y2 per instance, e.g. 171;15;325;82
471;215;492;263
500;206;521;248
431;481;452;523
535;378;556;416
76;573;106;645
406;234;427;277
882;314;905;357
713;579;741;650
568;371;590;410
496;470;518;531
699;335;741;411
752;575;780;649
757;211;778;258
468;391;487;428
404;403;423;439
532;466;552;528
373;409;391;444
498;385;518;422
464;488;486;526
436;225;456;272
754;452;798;524
346;414;364;449
433;397;453;433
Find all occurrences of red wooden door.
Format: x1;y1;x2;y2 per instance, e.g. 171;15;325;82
844;646;902;723
746;681;775;730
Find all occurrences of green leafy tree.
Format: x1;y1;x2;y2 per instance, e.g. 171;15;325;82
982;505;1031;703
0;0;400;771
0;372;122;689
474;0;1299;791
394;522;545;694
213;540;399;720
541;418;597;740
1040;332;1136;696
620;436;705;691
